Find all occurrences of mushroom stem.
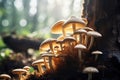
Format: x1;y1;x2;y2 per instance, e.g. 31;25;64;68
43;57;49;70
72;23;77;39
49;43;54;53
49;57;54;71
88;73;92;80
19;74;23;80
62;27;66;37
79;34;82;43
88;36;94;50
78;49;82;62
95;54;98;61
59;43;63;51
37;64;43;75
84;35;88;46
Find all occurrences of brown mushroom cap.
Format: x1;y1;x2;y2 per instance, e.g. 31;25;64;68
12;69;27;74
92;50;103;55
83;67;99;73
0;74;11;79
51;20;65;34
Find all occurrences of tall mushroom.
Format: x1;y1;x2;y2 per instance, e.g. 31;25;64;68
0;74;11;80
63;16;86;36
74;44;86;62
92;50;103;61
40;38;57;54
87;31;102;50
12;69;27;80
83;67;99;80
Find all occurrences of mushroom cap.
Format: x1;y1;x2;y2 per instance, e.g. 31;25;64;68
83;67;99;73
92;50;103;55
63;36;76;43
23;66;31;71
32;59;45;66
63;16;86;31
12;69;27;74
74;29;87;34
0;74;11;79
51;20;65;34
39;38;57;50
74;44;86;49
87;31;102;37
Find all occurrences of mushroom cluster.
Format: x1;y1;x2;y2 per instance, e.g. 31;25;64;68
0;16;103;80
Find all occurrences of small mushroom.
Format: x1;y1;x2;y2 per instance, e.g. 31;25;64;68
83;67;99;80
40;38;57;54
0;74;11;80
74;44;86;62
23;66;31;76
32;59;45;75
63;36;76;47
92;50;103;61
12;69;27;80
87;31;102;50
41;53;56;71
74;29;87;44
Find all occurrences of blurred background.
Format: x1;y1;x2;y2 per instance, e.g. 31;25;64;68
0;0;84;38
0;0;84;74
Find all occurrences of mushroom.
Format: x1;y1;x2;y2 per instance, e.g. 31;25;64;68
0;74;11;80
63;16;86;36
41;53;56;71
56;35;70;51
63;36;76;49
74;44;86;62
32;59;45;75
23;66;31;76
83;67;99;80
40;38;57;54
74;29;87;44
92;50;103;61
51;20;67;37
12;69;27;80
87;31;102;50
